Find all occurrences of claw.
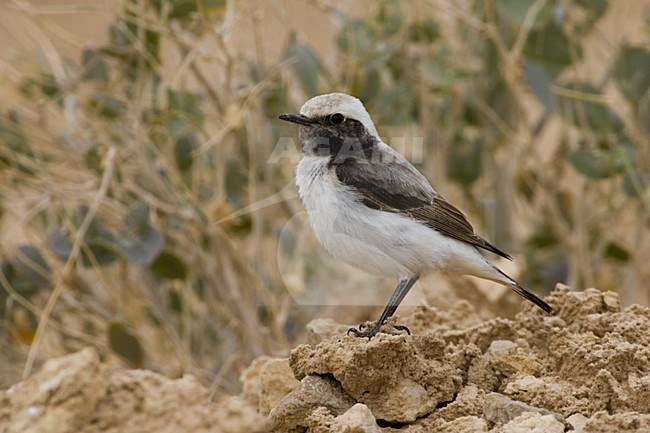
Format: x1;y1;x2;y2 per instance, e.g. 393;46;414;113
347;325;380;339
346;322;410;339
393;325;411;335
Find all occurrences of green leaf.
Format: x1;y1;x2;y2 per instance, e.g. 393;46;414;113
285;42;322;95
47;206;119;267
604;242;630;262
337;19;373;56
165;116;193;141
168;90;204;127
623;169;645;198
0;110;28;152
350;67;380;104
82;48;109;82
496;0;553;30
372;83;414;124
424;55;455;87
84;243;119;266
150;251;188;280
524;23;576;78
106;17;161;72
447;138;483;187
614;45;650;100
568;147;619;179
90;92;125;119
409;18;439;43
2;245;50;299
174;133;198;173
118;204;165;265
84;147;103;174
573;0;609;27
15;245;51;288
47;228;118;267
47;228;73;259
202;0;226;12
526;222;559;249
108;322;143;367
169;289;183;314
524;60;557;112
152;0;197;19
20;73;59;99
558;83;619;132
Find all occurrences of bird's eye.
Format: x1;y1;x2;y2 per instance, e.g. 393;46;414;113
329;113;345;125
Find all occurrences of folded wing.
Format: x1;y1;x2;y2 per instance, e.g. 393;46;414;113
334;154;512;260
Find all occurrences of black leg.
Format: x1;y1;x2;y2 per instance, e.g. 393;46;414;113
348;275;419;339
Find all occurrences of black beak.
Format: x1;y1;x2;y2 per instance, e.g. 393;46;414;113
279;113;317;126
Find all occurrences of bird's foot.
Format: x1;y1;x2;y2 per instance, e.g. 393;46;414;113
347;321;411;339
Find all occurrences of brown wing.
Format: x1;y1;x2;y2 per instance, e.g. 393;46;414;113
407;196;512;259
335;155;512;260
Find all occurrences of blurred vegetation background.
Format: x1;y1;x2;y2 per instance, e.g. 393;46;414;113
0;0;649;394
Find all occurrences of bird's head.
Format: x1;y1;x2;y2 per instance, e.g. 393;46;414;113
279;93;380;158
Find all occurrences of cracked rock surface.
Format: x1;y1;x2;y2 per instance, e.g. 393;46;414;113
264;284;650;432
2;285;650;432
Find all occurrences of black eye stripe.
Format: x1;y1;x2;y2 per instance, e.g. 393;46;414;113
329;113;345;124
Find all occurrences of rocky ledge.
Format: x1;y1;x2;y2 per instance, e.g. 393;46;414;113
2;284;650;433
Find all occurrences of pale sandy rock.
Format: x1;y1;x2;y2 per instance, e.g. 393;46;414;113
416;415;488;433
0;348;269;433
483;392;564;425
503;374;592;415
0;347;107;433
80;369;267;433
444;416;488;432
581;411;650;432
306;318;350;345
269;374;355;432
401;300;485;335
240;355;272;408
2;285;649;433
567;413;589;432
486;340;518;359
212;396;270;433
544;285;620;325
492;351;544;377
290;333;462;423
330;403;381;433
436;385;485;421
500;412;564;433
304;406;335;431
259;358;299;415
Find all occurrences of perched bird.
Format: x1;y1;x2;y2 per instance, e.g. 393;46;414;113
279;93;552;338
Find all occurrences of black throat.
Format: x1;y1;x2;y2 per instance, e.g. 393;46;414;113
301;118;379;165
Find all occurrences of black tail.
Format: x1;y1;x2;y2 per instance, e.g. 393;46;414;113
510;282;553;313
496;269;553;313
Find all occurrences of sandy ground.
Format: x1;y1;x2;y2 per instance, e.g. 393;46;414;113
2;284;650;432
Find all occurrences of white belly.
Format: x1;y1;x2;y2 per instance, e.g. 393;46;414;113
296;156;492;280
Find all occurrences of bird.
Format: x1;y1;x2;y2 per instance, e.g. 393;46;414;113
279;93;552;338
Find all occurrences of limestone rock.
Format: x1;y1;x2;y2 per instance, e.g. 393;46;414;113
259;358;299;415
269;374;355;432
306;318;350;345
501;412;564;433
581;411;650;432
290;333;462;423
0;348;270;433
240;355;272;408
330;403;381;433
0;347;107;433
567;413;589;432
483;392;564;425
